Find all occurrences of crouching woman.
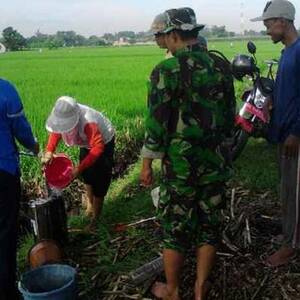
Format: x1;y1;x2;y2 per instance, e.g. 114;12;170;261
43;96;115;229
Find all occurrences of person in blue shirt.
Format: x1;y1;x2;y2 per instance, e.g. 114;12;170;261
0;79;39;300
252;0;300;267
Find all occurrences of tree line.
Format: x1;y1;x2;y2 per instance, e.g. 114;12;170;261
2;26;300;51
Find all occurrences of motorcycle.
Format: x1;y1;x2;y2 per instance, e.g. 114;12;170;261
229;41;277;161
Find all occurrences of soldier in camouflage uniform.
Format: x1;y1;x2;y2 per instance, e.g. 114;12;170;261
140;7;235;300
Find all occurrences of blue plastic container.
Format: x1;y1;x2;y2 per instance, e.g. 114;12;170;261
19;264;77;300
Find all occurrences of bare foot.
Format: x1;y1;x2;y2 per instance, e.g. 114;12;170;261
84;219;97;232
151;282;180;300
84;208;93;217
195;280;210;300
151;282;168;299
264;246;296;267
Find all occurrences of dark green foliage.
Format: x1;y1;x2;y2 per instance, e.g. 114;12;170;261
2;27;27;51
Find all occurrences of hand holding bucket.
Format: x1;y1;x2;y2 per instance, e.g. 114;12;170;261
44;154;73;189
41;151;54;165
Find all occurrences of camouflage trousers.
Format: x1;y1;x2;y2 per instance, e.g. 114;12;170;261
157;179;225;254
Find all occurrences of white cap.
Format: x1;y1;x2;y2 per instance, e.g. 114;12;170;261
251;0;296;22
46;96;80;133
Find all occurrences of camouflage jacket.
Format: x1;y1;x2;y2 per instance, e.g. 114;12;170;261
142;44;235;184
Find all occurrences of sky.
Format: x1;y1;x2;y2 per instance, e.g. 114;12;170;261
1;0;300;37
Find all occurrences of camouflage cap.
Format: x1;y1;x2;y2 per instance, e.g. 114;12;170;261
150;13;168;34
162;7;205;33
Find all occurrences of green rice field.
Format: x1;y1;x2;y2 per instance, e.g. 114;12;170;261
0;40;282;180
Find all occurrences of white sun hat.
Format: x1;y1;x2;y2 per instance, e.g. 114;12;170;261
46;96;80;133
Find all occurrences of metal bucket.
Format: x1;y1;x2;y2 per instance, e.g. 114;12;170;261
30;190;68;245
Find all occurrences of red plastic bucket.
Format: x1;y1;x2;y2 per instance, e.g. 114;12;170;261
44;154;73;189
